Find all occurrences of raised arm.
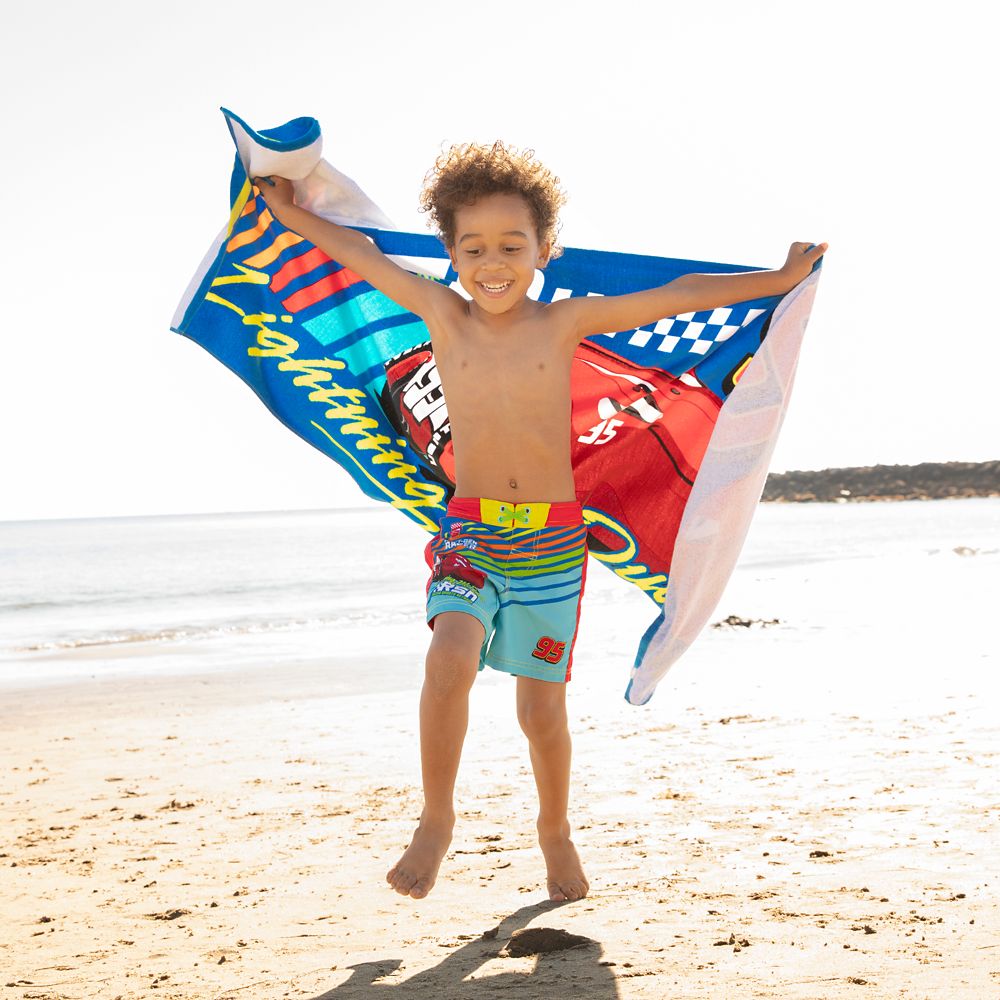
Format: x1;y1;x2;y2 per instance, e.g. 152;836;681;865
563;242;828;341
253;176;456;322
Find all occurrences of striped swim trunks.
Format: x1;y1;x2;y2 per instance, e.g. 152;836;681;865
425;497;588;683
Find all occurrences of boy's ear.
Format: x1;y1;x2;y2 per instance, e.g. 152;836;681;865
537;242;552;268
447;245;457;270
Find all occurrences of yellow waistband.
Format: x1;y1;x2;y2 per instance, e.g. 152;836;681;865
447;496;584;528
478;499;552;529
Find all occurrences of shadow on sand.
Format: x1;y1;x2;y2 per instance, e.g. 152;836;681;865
307;901;621;999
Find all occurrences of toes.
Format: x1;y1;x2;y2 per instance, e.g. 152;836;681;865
549;879;588;901
396;871;418;895
409;877;432;899
387;866;417;895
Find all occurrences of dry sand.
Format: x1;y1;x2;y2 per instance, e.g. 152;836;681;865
3;664;998;998
3;522;999;999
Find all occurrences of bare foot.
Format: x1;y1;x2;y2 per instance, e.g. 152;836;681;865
386;816;453;899
539;829;589;902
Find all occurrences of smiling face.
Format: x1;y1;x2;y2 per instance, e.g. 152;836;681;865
448;192;550;316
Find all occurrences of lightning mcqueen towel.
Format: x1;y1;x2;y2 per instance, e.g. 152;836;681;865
172;110;821;705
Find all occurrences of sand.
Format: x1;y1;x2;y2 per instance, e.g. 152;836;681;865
3;511;999;998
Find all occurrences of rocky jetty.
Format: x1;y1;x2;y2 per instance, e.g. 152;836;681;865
761;461;1000;503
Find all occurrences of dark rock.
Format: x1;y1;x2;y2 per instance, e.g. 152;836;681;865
147;909;191;921
498;927;595;957
711;616;780;629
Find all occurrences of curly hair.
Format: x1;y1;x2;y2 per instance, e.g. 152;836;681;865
419;141;567;259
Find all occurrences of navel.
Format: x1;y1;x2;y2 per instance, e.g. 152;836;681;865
509;478;518;490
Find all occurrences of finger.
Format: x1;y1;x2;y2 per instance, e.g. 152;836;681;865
252;175;276;187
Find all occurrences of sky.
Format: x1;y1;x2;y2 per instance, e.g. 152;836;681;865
2;0;995;521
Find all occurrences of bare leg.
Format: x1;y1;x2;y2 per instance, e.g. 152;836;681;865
516;676;589;902
386;612;483;899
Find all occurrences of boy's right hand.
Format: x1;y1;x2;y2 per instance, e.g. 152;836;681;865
241;174;452;322
253;175;295;217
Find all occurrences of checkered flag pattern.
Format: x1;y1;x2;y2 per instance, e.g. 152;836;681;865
602;305;767;357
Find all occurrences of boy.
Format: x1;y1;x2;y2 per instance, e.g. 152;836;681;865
257;142;826;903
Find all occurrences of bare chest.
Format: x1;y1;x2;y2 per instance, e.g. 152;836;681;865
434;329;573;428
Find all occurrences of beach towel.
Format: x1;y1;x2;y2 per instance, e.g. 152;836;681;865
172;110;821;705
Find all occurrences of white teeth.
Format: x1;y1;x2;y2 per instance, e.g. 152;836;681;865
481;281;512;292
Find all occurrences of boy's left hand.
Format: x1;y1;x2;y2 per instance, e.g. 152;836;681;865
780;241;828;286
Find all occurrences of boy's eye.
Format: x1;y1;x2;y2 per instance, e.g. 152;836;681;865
504;246;523;253
465;248;482;256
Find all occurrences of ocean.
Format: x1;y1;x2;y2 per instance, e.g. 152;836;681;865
2;499;998;691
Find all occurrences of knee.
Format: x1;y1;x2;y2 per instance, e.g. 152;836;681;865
517;697;567;745
424;638;478;700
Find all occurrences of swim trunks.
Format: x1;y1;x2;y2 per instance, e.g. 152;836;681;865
425;497;588;683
